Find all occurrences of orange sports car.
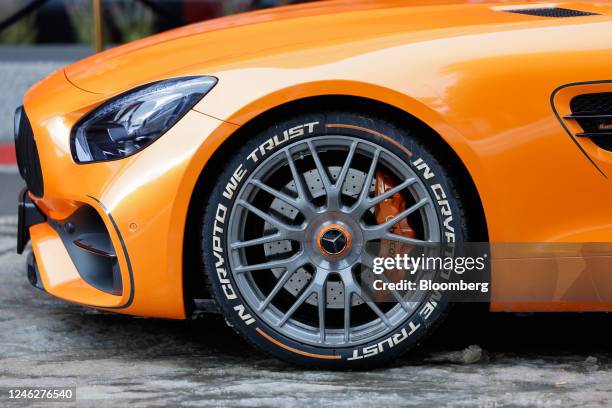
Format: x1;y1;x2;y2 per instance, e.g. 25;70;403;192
14;0;612;368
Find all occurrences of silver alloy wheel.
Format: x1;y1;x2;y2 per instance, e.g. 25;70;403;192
227;136;440;347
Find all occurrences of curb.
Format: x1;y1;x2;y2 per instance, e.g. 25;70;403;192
0;144;16;165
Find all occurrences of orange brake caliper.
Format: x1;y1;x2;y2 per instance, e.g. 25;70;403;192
374;170;416;301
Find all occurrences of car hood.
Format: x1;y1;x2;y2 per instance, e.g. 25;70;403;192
64;0;608;94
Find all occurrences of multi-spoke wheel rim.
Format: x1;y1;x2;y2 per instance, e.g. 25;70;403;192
227;136;440;347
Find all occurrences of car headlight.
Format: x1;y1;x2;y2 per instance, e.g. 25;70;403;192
71;76;217;163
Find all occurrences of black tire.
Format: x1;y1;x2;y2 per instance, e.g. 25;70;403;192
201;110;468;368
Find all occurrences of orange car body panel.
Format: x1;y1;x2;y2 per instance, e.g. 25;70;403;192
25;71;238;318
22;0;612;317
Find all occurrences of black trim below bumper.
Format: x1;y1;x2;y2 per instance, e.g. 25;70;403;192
17;188;46;254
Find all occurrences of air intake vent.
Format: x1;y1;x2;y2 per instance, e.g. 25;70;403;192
52;205;122;295
565;93;612;151
505;8;598;18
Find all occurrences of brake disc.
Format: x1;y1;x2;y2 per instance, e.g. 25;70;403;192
263;165;371;308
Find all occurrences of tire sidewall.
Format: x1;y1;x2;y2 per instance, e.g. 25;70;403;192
202;112;464;367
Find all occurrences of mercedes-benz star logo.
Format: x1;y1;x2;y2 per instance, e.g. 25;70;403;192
320;228;348;255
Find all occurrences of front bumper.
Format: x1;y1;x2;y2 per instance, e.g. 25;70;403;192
16;69;238;318
25;200;131;309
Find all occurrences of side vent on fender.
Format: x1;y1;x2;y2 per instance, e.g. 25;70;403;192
504;8;599;17
566;93;612;151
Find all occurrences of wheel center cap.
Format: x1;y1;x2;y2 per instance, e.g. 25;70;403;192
317;224;351;258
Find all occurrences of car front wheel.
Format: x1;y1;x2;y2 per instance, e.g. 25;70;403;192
201;110;468;368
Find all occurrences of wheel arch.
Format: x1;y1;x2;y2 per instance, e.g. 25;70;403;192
182;95;489;314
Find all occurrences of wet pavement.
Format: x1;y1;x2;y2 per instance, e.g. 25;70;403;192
1;216;612;407
0;173;23;216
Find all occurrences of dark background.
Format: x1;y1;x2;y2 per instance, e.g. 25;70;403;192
0;0;315;45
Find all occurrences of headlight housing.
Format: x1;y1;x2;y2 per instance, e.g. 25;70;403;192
71;76;217;163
